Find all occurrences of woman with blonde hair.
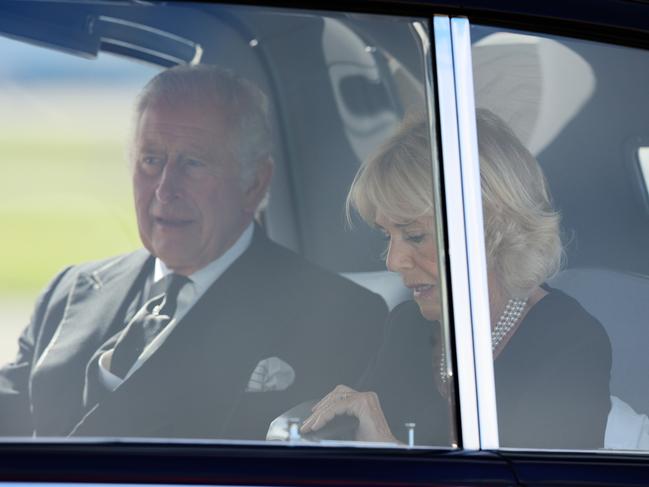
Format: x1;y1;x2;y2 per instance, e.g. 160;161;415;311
301;110;611;448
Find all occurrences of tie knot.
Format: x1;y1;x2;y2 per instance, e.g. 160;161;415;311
149;273;191;319
165;273;191;298
109;273;190;379
149;273;190;301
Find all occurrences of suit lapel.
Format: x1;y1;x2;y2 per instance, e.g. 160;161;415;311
70;230;292;438
31;250;152;435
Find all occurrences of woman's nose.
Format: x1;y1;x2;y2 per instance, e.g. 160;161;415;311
155;163;182;202
385;240;413;272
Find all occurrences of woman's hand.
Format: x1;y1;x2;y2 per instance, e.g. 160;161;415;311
301;384;400;443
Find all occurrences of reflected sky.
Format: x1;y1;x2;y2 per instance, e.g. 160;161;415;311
0;34;157;84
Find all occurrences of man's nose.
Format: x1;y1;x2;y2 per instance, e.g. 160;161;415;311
155;163;183;203
385;240;413;272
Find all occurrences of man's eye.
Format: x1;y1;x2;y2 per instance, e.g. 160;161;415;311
142;156;163;166
186;158;207;168
138;156;164;174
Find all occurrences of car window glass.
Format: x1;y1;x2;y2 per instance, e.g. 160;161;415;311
471;24;649;451
0;37;158;363
0;1;455;448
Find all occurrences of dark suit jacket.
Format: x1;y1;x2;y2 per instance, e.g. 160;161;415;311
0;230;387;440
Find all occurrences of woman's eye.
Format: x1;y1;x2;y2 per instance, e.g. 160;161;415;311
405;234;425;244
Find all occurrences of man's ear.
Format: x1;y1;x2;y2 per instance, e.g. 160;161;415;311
244;157;274;213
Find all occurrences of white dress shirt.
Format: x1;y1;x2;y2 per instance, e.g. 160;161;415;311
97;223;254;391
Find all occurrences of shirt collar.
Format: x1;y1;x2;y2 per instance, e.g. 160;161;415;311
153;222;254;294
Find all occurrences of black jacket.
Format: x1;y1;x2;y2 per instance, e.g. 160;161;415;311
367;290;611;449
0;229;387;440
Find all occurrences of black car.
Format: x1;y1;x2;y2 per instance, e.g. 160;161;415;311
1;0;649;485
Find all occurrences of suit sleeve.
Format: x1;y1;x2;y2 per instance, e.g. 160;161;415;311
363;303;452;446
0;267;72;435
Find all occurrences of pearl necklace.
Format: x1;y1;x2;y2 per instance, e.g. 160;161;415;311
439;298;528;385
491;298;527;350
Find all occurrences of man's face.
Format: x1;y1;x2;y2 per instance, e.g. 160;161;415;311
133;99;256;275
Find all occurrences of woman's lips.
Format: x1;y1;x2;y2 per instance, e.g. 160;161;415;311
411;284;434;299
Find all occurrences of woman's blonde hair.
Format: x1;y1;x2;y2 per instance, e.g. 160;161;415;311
347;109;562;298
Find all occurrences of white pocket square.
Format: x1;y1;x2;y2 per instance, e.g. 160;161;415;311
246;356;295;392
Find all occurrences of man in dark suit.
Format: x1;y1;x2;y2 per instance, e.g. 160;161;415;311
0;65;387;440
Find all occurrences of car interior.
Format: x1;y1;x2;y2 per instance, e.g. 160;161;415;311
2;0;649;448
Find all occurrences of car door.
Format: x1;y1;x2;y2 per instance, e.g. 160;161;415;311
0;1;514;485
1;0;649;486
458;4;649;484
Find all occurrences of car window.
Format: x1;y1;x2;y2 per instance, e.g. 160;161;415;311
471;24;649;451
0;36;159;364
0;1;456;449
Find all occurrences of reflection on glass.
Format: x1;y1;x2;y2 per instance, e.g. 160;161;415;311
0;2;448;447
472;24;649;450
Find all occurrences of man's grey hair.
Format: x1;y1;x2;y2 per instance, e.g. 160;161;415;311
134;64;273;190
347;109;562;299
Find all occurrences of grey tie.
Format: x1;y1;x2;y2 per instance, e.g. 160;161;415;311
110;273;190;379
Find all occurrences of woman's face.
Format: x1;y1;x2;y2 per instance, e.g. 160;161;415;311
375;212;440;321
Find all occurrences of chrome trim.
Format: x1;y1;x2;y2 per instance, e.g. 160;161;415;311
99;16;197;46
98;16;203;64
100;39;187;65
413;18;458;448
433;15;480;450
450;17;499;449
